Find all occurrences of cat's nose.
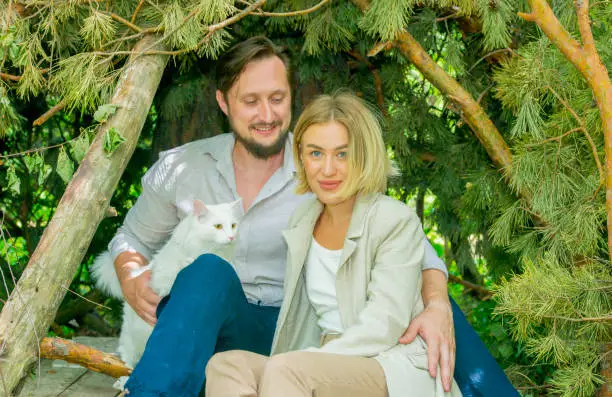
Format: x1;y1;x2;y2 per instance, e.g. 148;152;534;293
229;236;234;241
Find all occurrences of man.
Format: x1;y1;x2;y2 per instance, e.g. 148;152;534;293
108;36;516;396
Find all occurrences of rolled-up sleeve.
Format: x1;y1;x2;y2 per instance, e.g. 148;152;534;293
108;151;180;262
422;239;448;277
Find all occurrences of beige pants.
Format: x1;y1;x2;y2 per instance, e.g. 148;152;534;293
205;349;388;397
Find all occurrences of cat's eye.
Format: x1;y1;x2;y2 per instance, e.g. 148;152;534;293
232;223;237;229
214;224;223;230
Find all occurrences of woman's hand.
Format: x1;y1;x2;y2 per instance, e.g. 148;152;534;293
399;269;455;392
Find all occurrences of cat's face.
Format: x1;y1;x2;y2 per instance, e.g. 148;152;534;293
191;199;243;246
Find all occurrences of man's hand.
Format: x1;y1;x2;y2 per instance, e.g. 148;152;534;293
121;269;161;326
400;301;455;391
115;251;160;326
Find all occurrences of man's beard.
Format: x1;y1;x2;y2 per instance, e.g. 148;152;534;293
233;122;289;160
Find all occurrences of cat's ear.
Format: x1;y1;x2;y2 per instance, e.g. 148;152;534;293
193;199;208;217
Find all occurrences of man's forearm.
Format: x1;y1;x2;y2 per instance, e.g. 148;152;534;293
114;251;149;286
422;269;450;308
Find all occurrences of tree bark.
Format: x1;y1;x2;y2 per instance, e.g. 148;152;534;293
39;337;131;378
0;35;168;395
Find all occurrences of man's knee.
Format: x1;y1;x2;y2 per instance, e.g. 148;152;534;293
176;254;240;289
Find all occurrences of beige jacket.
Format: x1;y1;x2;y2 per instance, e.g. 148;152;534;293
271;193;461;397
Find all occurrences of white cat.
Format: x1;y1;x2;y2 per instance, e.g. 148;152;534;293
91;198;242;370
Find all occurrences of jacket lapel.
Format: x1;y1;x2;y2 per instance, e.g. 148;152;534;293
281;199;322;309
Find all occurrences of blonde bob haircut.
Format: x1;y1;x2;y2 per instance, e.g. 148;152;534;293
293;91;397;199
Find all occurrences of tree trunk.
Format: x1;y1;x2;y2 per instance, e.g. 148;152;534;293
0;35;168;395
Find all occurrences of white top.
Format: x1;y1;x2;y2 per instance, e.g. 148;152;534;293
305;237;345;334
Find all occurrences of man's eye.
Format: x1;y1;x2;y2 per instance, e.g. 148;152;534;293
214;224;223;230
271;96;283;104
244;99;257;105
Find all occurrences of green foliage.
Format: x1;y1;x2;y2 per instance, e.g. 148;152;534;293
80;10;117;49
103;127;127;157
303;4;357;55
359;0;412;42
56;146;74;183
93;104;119;123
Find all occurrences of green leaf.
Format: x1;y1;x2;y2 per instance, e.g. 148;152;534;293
38;163;52;186
56;146;74;183
23;153;43;174
93;104;118;123
103;127;126;157
70;133;90;163
5;164;20;195
497;342;514;359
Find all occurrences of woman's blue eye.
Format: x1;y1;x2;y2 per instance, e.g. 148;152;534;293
337;151;347;159
311;150;322;158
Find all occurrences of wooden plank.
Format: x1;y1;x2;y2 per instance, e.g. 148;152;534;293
19;337;121;397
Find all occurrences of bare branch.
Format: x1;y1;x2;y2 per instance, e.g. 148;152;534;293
251;0;329;17
32;100;66;127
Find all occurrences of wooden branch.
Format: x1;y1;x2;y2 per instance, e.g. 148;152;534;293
40;337;130;378
0;35;169;395
32;100;66;127
106;12;143;33
0;71;21;81
346;50;386;116
251;0;329;17
448;275;493;299
130;0;146;24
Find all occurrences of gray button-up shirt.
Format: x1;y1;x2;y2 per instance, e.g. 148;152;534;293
109;133;447;307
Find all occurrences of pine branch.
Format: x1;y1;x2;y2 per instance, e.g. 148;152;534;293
546;85;604;197
519;0;612;263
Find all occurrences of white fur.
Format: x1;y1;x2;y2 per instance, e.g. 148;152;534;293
91;199;242;374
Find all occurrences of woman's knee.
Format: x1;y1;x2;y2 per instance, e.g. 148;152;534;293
206;350;243;378
264;352;307;379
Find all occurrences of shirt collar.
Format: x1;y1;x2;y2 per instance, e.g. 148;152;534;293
205;132;296;183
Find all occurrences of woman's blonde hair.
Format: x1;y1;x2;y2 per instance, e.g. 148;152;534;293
292;91;397;199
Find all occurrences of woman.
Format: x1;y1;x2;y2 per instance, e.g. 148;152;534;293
205;92;462;397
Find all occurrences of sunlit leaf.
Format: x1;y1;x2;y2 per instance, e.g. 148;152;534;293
93;104;118;123
5;164;20;195
56;146;74;183
70;133;90;163
103;127;126;157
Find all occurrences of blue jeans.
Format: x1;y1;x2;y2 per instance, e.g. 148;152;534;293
125;253;518;396
124;254;279;397
452;299;520;396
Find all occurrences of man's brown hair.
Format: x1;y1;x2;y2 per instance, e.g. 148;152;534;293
215;36;291;94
